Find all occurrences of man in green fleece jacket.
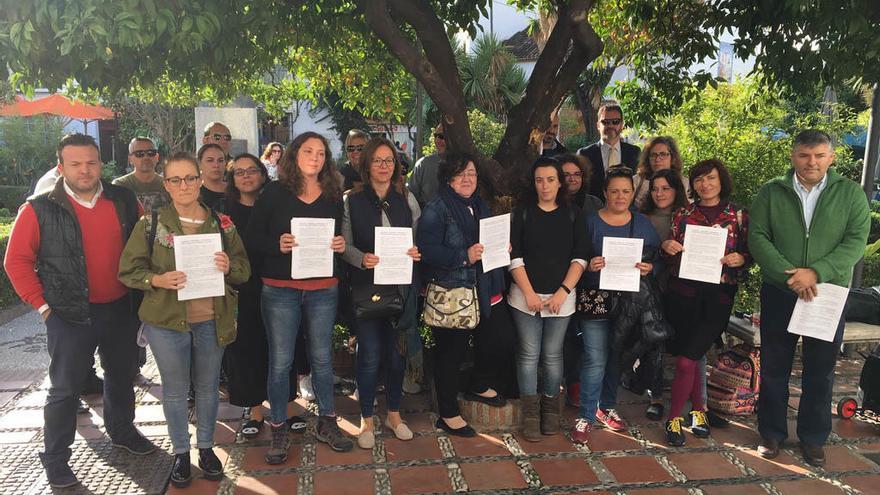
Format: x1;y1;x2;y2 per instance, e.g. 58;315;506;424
749;129;870;467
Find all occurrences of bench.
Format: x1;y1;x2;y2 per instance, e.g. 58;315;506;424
726;316;880;347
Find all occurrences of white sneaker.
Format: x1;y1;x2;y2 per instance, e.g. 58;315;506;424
298;374;315;401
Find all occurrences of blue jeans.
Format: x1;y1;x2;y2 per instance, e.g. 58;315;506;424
578;319;620;422
356;317;405;417
145;321;224;454
262;284;338;422
512;308;569;397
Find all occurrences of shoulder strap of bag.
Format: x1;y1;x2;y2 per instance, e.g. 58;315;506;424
147;209;159;257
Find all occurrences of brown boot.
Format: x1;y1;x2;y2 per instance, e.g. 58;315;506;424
541;394;560;435
521;395;541;442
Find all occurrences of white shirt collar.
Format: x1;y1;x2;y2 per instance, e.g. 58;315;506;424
600;139;621;151
793;171;828;193
63;180;103;209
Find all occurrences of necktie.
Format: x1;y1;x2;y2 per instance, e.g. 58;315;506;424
607;145;619;169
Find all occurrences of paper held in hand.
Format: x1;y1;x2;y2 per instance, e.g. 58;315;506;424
374;226;413;285
173;233;225;301
480;213;511;273
599;237;643;292
786;283;849;342
678;224;728;284
290;217;335;279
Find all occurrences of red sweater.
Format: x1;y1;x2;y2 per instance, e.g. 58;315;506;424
4;196;129;311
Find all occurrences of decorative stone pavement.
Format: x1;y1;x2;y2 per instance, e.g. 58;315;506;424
0;308;879;494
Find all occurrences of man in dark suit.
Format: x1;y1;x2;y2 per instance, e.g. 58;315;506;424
577;103;640;199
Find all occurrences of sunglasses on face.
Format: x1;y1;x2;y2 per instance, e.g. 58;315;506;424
212;134;232;141
165;175;200;187
233;167;262;177
600;118;622;126
132;149;158;158
433;133;445;140
346;145;364;152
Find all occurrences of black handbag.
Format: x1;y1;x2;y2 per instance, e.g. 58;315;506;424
350;270;404;321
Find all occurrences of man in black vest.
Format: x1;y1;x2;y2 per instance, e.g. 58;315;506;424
577;103;641;198
3;134;155;488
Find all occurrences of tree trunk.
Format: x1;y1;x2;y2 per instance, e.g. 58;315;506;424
573;65;617;146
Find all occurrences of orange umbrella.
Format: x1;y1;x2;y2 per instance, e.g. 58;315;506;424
0;93;114;119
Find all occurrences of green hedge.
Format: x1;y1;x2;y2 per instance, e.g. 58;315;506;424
0;186;28;212
0;218;18;309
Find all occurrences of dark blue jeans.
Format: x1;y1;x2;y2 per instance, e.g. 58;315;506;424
757;283;844;446
355;317;405;417
262;284;339;422
42;297;139;467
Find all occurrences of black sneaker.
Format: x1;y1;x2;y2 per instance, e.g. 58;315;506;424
315;415;354;452
112;432;157;455
665;417;686;446
170;453;192;488
265;423;290;465
44;461;79;489
286;415;308;433
688;410;710;438
198;448;223;481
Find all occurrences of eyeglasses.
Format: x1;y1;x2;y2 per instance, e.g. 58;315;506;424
433;133;446;140
563;172;582;178
132;149;158;158
600;118;622;126
453;171;477;180
233;167;262;177
212;133;232;142
346;145;364;153
650;151;671;160
371;157;395;168
164;175;200;187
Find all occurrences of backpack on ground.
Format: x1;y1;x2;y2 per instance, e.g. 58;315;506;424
707;343;760;415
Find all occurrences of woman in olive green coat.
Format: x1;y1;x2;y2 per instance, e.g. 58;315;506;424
118;152;249;489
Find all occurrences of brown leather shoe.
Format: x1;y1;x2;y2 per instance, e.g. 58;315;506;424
800;442;826;467
757;437;780;459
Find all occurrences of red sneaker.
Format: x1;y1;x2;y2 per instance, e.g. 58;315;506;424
566;383;581;408
596;408;627;431
570;418;591;444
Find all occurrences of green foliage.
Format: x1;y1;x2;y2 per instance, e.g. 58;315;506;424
862;253;880;288
712;1;880;90
457;34;527;122
0;216;17;309
869;201;880;244
0;185;28;210
734;264;762;315
0;115;64;186
564;134;588;153
422;109;504;157
657;78;859;208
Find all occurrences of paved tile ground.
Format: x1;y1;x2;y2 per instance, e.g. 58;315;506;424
0;309;879;494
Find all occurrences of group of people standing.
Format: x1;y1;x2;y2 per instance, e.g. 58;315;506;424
2;105;870;490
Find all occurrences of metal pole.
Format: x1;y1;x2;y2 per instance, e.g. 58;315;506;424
851;83;879;288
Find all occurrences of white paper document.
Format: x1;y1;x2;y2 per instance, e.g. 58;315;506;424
480;213;511;272
173;233;225;301
679;225;728;284
290;217;335;279
787;283;849;342
374;227;413;285
599;237;644;292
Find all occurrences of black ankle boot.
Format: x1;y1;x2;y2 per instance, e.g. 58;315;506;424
198;448;223;481
170;452;192;488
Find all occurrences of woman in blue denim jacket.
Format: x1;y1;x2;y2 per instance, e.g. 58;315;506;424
417;153;508;437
